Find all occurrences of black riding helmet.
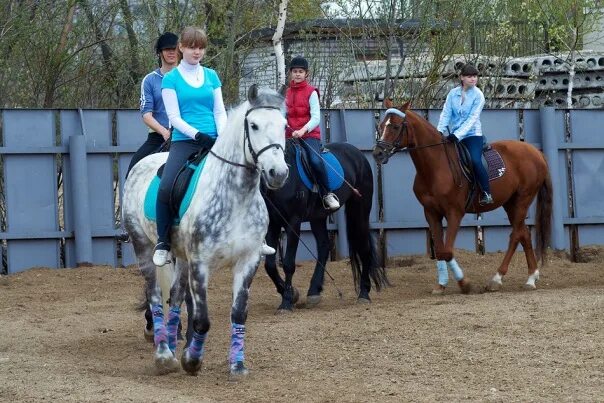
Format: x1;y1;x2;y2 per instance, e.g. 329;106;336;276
460;63;479;76
289;55;309;71
155;32;178;54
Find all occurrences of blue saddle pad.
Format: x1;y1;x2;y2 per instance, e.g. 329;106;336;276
144;158;207;224
295;147;344;191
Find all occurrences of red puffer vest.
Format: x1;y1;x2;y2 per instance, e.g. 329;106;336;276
285;80;321;140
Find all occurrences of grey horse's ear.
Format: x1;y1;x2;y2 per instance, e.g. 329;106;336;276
278;84;287;97
247;84;258;102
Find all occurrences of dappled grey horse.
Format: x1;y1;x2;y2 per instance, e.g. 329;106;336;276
122;85;289;377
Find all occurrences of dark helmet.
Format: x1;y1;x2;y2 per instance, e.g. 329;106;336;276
460;63;479;76
155;32;178;54
289;55;309;71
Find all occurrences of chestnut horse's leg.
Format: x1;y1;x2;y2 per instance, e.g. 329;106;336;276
441;210;472;294
424;209;447;293
489;199;539;291
425;209;470;294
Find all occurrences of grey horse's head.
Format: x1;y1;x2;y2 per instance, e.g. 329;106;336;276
243;84;289;189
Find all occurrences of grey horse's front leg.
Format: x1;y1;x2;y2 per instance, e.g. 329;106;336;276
229;255;260;379
181;259;210;376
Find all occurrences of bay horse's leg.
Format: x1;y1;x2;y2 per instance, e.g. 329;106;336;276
228;256;260;379
277;222;302;313
181;260;210;376
264;221;285;295
306;218;329;307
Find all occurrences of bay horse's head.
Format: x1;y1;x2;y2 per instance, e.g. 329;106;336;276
243;84;290;189
372;99;412;164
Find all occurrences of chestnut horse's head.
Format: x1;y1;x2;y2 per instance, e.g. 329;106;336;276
373;99;412;164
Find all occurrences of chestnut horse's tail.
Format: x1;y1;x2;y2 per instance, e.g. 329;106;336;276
535;170;553;265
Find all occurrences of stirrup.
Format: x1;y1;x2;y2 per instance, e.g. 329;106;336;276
479;192;494;206
322;193;340;210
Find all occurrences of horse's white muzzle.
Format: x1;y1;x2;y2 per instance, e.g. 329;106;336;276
262;165;289;190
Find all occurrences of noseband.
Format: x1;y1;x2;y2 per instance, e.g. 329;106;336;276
375;108;409;159
375;108;445;159
210;105;284;172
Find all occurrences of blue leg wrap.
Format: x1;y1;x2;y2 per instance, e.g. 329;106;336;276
229;323;246;364
437;260;448;286
447;258;464;281
187;331;207;360
166;306;181;354
151;304;167;346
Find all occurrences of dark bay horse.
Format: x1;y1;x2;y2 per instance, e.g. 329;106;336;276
372;100;552;292
263;139;389;312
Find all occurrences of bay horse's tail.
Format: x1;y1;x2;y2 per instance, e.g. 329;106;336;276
535;170;553;265
344;170;389;293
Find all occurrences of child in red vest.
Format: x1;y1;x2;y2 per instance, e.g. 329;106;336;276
285;56;340;210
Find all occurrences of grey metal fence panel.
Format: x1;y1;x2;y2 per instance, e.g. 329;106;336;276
116;111;148;267
385;230;426;256
82;111;117;266
568;110;604;246
381;153;424;225
3;110;61;272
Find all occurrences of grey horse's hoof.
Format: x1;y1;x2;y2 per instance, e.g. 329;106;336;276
229;361;249;381
306;294;322;308
154;343;179;375
181;349;203;376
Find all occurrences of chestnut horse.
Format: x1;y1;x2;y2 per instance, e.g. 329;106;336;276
372;100;552;293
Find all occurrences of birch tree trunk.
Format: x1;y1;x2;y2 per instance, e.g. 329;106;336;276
272;0;289;86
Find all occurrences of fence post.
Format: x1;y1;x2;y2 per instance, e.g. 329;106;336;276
68;134;93;265
539;107;566;250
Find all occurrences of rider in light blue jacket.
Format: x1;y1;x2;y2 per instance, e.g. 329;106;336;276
437;63;493;205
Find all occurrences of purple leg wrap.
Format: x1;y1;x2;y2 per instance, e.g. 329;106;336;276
151;304;167;346
187;331;207;360
229;323;245;364
166;306;181;354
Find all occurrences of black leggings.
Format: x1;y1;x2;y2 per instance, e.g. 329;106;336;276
127;132;165;176
156;140;202;245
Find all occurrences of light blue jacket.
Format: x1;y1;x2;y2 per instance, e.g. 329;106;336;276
437;86;485;140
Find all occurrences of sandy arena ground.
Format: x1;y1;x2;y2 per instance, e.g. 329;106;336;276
0;247;602;402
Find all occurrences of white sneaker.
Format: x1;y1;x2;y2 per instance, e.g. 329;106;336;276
323;193;340;210
261;242;276;255
153;249;171;266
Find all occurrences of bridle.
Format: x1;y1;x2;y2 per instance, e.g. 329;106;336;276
209;105;284;172
374;108;445;160
374;108;462;187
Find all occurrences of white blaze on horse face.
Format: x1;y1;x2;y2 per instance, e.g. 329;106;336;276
381;118;392;141
250;110;288;189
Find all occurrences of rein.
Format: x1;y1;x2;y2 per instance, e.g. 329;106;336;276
209;105;283;172
376;111;463;186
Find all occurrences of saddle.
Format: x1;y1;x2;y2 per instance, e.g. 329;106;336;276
291;141;344;192
156;148;211;215
453;137;506;209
